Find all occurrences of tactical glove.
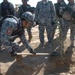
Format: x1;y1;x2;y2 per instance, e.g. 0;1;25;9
30;48;36;54
36;22;39;25
10;50;17;57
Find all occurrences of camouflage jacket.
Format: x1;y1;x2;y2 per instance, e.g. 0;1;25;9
18;4;35;18
54;1;67;18
67;2;75;12
0;2;15;17
66;2;75;21
35;1;56;24
1;17;33;51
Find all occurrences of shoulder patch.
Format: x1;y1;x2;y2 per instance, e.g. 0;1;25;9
6;28;12;35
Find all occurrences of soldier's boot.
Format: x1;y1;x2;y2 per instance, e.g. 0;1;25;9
15;55;34;71
15;55;24;67
28;35;32;43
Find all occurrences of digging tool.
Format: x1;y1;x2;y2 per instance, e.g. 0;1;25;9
17;51;60;56
17;53;50;55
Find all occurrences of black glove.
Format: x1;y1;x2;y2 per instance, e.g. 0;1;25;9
52;22;56;25
30;48;36;54
10;50;17;57
36;22;39;25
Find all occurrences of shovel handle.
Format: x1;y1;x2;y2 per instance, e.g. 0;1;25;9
17;53;50;55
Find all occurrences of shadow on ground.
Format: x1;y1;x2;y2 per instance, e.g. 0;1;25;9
1;37;74;75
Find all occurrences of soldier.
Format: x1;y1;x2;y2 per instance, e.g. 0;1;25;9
1;12;36;67
0;0;15;17
17;0;35;42
54;0;70;56
67;0;75;47
35;0;56;47
0;0;15;48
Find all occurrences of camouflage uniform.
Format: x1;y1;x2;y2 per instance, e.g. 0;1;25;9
1;17;34;53
54;1;70;54
35;0;56;44
17;4;35;42
67;2;75;46
0;1;15;47
0;1;15;17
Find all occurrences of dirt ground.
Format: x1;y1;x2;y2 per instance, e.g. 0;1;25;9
0;26;75;75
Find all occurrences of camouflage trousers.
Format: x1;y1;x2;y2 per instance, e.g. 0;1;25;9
59;18;70;54
26;26;32;42
38;23;53;44
59;18;75;54
70;23;75;41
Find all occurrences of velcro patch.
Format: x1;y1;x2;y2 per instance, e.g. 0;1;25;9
6;28;12;35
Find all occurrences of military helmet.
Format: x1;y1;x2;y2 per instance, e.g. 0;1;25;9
21;11;34;24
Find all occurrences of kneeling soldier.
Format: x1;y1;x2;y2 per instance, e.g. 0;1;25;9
1;12;36;67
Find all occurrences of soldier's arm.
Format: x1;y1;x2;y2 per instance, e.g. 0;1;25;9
17;5;24;18
9;3;15;16
17;7;21;18
19;33;33;52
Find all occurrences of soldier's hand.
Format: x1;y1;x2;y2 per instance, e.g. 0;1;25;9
10;50;17;57
36;22;39;25
30;48;36;55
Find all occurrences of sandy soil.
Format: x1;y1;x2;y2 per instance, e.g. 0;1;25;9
0;26;75;75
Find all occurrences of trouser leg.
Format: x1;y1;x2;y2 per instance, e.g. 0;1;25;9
39;25;45;44
46;25;53;43
51;25;57;41
27;27;32;43
70;24;75;46
59;19;69;56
